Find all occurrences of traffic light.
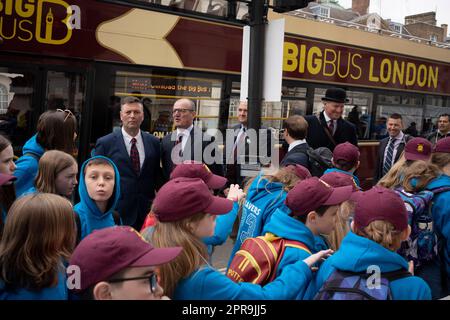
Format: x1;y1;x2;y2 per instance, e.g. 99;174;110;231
272;0;314;13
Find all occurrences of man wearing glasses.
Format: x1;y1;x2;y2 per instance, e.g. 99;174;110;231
161;98;224;181
69;226;182;300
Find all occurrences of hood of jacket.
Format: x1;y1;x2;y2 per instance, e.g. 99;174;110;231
21;134;45;157
262;208;318;252
328;232;409;273
75;156;121;219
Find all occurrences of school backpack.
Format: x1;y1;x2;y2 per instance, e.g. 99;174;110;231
314;269;412;300
306;147;333;177
227;232;311;285
395;186;450;268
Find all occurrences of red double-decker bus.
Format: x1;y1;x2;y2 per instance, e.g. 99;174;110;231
1;0;449;187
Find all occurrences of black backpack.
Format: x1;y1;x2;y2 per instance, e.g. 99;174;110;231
306;147;333;177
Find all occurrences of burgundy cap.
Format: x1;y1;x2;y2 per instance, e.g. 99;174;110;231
404;137;432;161
434;137;450;154
285;177;353;216
0;173;16;186
153;177;233;222
320;171;360;192
285;164;312;180
69;226;182;291
170;160;227;190
352;186;408;231
333;142;360;166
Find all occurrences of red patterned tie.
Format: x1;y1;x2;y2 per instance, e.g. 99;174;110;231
130;137;140;175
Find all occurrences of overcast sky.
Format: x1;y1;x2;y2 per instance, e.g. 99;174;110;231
338;0;450;31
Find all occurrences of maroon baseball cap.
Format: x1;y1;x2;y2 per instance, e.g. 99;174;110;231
333;142;360;166
0;173;16;186
153;177;233;222
320;171;361;192
352;186;408;231
170;160;227;190
404;137;432;161
69;226;182;291
434;137;450;153
285;177;353;217
285;164;312;180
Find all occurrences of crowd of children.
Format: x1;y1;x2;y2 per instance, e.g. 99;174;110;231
0;113;449;300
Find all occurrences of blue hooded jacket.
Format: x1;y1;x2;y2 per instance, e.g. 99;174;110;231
14;134;45;197
228;174;288;265
323;168;360;187
173;258;313;300
74;156;121;240
426;174;450;276
304;232;431;300
262;208;329;299
0;271;68;300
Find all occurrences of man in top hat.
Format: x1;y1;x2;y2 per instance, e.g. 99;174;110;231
305;88;358;151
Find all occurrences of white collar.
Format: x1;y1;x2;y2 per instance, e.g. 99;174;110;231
323;111;334;123
390;131;404;141
288;139;307;152
121;127;141;141
176;124;194;136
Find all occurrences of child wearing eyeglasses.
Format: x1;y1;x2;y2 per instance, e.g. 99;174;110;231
69;226;182;300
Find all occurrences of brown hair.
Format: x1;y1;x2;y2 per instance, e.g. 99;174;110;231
0;135;16;230
431;152;450;171
151;212;208;298
0;193;76;290
36;110;77;155
283;115;308;140
35;150;77;195
401;160;440;193
83;158;114;175
334;159;356;172
354;220;403;251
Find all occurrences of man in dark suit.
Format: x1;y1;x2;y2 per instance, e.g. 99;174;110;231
374;113;412;182
305;88;358;151
95;96;161;230
224;101;273;186
280;115;310;168
161;98;223;181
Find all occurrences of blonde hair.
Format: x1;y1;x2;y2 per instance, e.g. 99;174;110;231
377;153;409;189
401;160;440;192
35;150;77;195
0;193;76;290
354;220;403;251
151;212;208;298
325;200;354;251
431;152;450;171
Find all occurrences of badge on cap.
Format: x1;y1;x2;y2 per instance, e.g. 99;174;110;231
417;144;424;153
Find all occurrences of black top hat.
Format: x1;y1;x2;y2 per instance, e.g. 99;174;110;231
322;88;349;103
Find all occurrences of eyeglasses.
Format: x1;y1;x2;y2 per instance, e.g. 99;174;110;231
172;108;194;114
56;108;75;122
108;273;158;293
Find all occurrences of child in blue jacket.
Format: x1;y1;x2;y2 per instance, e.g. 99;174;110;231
74;156;121;240
150;177;331;300
228;165;311;265
323;142;361;187
262;176;354;299
425;137;450;298
0;193;76;300
306;186;431;300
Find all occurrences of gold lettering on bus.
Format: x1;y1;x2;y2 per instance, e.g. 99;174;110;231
283;41;441;90
0;0;80;45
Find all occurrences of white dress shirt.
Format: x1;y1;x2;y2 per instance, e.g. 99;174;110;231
323;112;337;135
288;139;307;152
383;131;405;167
176;124;194;152
122;127;145;169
